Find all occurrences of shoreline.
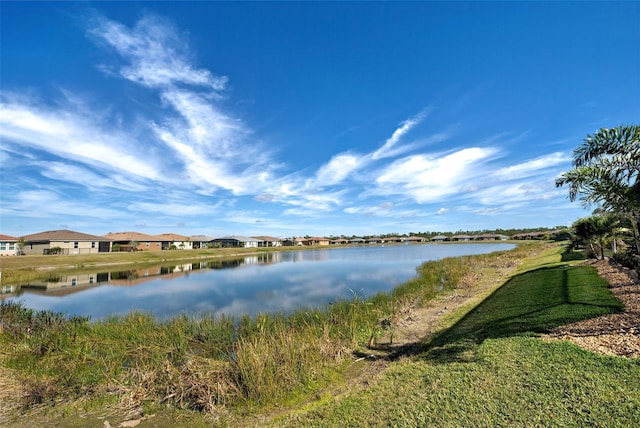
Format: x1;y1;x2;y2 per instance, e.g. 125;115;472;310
0;241;523;287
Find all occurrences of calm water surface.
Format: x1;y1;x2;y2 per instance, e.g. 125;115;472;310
8;243;514;320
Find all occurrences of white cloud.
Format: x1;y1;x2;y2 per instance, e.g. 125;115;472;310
372;109;430;160
436;208;448;215
476;179;562;207
375;147;498;203
312;152;364;187
0;97;162;182
36;161;149;192
343;204;423;219
129;200;222;217
2;190;123;219
89;15;277;196
493;152;570;180
89;15;227;90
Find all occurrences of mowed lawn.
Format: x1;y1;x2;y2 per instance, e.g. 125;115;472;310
273;262;640;427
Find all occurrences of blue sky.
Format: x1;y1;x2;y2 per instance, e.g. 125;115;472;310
1;2;639;238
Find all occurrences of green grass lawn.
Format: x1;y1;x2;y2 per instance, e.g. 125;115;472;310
272;258;639;427
425;263;623;362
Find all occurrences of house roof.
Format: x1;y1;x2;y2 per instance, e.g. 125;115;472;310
190;235;215;242
22;229;112;242
0;234;19;241
154;233;189;241
431;235;448;240
214;235;263;242
103;231;160;241
252;236;282;242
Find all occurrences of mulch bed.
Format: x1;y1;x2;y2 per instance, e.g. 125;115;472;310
545;258;640;358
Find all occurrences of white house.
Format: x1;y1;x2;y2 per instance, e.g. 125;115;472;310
212;236;262;248
0;234;20;256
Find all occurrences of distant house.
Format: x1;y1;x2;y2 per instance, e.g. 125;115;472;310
406;236;428;243
103;231;163;251
283;237;306;246
349;238;366;244
449;234;473;242
155;233;193;250
0;234;20;256
21;230;112;255
512;231;553;240
473;233;509;241
430;235;449;242
367;237;383;244
190;235;215;249
303;237;330;246
382;237;404;243
252;236;283;247
212;236;262;248
331;239;349;245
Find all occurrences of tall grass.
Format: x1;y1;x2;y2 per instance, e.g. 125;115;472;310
0;244;536;417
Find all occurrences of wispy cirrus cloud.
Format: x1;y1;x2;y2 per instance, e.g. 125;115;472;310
36;161;149;192
374;147;499;203
492;151;570;180
311;152;364;188
0;94;162;182
476;179;563;207
371;109;431;160
307;111;448;195
1;190;123;219
88;14;228;90
89;14;278;195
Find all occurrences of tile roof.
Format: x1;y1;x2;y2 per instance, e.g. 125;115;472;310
251;236;282;242
214;236;263;242
154;233;189;241
103;231;160;241
22;229;112;242
190;235;215;241
0;234;19;241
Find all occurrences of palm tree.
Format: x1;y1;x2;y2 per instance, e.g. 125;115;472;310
556;125;640;253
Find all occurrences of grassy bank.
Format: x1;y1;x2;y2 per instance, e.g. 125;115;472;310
272;248;638;427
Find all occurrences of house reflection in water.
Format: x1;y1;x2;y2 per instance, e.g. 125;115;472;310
14;253;282;296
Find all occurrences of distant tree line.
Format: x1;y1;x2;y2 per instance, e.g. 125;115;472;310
327;227;567;241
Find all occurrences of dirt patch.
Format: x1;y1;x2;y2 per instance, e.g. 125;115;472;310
371;259;523;357
544;258;640;358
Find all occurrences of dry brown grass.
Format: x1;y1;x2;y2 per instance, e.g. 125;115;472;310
0;357;23;425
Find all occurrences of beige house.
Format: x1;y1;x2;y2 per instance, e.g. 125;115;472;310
103;231;164;251
0;234;20;256
21;230;112;255
304;237;330;246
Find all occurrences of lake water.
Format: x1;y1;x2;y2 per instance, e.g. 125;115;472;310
7;243;514;320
